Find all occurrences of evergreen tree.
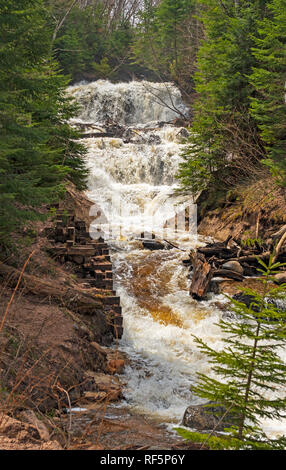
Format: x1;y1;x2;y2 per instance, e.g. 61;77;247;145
176;257;286;450
48;0;134;82
177;0;268;195
132;0;198;92
0;0;87;248
250;0;286;186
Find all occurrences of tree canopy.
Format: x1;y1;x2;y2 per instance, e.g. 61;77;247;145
0;0;87;248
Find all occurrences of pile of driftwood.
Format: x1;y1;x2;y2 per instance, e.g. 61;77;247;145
183;228;286;300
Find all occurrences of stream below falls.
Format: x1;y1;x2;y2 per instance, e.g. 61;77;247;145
67;79;286;440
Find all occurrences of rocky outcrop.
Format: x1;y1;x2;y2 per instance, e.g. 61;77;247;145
0;414;62;450
182;403;235;432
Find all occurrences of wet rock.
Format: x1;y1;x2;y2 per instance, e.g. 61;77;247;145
84;371;123;401
177;128;190;139
209;279;220;294
106;359;125;375
182;403;235;432
232;292;286;316
142;240;166;250
222;261;244;275
146;134;161;145
232;293;259;311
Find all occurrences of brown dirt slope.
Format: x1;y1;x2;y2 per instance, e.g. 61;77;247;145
198;176;286;242
0;186;122;449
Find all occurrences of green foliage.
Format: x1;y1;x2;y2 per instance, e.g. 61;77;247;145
132;0;198;91
250;0;286;186
0;0;87;248
177;0;269;195
177;256;286;449
175;426;286;450
92;58;112;79
49;1;134;81
242;238;263;249
51;2;104;78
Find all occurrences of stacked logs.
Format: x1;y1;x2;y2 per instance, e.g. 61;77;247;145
183;232;286;300
48;210;123;338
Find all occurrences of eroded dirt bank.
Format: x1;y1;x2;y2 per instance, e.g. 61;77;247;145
197;176;286;243
0;185;200;450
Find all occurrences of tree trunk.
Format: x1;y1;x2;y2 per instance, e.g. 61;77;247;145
190;253;214;300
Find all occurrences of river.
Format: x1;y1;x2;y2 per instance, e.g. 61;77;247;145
67;79;286;440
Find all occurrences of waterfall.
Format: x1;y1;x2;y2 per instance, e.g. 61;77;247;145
67;80;189;126
68;79;286;438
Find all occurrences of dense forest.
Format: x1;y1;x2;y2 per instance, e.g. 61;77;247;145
1;0;285;252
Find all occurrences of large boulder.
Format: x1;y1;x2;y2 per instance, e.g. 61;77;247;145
182;403;235;432
142;240;166;250
232;292;286;316
232;292;258;310
222;261;244;275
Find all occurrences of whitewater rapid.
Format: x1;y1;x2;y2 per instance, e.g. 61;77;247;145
67;80;286;439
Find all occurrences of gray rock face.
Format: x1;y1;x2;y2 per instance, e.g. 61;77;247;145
182;403;235;432
222;261;244;275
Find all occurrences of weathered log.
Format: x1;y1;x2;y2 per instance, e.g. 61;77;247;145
48;246;96;257
0;262;104;314
198;246;237;259
273;231;286;263
190;253;214;300
272;225;286;241
213;269;244;281
223;251;271;264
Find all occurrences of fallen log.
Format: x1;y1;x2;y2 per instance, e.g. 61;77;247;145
220;251;271;265
82;131;117;139
213;269;244;282
190;253;214;300
0;262;104;314
198;246;238;259
273;231;286;263
272;225;286;241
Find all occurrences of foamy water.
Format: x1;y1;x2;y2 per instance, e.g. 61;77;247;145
68;79;286;440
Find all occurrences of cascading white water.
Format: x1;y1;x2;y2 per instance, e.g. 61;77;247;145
68;80;286;439
67;80;188;126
